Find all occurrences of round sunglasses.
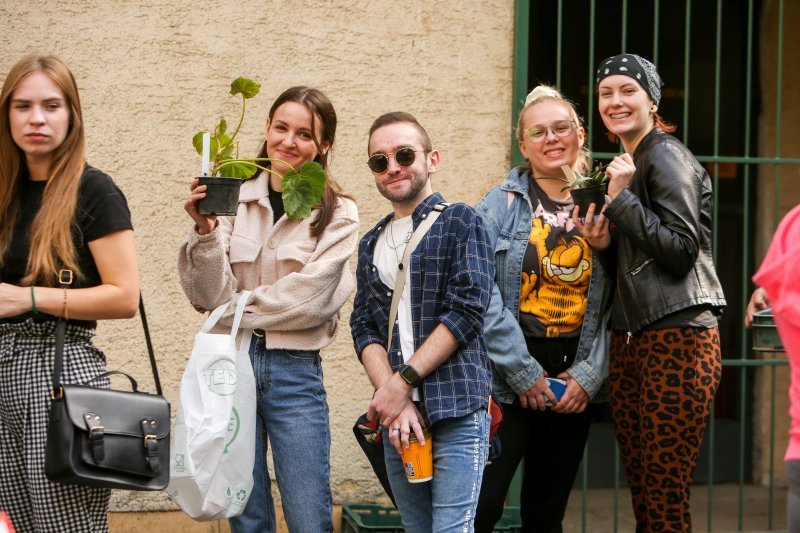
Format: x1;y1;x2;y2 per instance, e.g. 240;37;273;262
367;147;427;174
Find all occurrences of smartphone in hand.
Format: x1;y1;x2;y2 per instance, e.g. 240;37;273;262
544;377;567;406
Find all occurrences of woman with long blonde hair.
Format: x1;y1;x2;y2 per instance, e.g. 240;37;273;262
0;55;139;531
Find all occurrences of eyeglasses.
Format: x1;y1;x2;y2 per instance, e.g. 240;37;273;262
525;120;576;142
367;147;427;174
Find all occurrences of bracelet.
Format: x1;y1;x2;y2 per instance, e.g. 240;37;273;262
62;288;68;321
30;286;39;315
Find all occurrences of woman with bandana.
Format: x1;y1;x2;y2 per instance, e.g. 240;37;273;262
574;54;726;532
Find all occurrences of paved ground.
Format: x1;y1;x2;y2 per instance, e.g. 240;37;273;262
109;483;788;532
562;484;788;532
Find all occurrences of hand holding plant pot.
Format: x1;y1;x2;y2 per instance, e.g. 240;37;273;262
191;77;326;218
560;163;609;218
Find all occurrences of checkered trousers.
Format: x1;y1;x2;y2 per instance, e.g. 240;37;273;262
0;319;111;532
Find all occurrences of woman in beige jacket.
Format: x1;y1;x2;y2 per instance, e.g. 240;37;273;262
179;86;359;533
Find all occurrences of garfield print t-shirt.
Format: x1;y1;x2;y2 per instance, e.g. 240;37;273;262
519;177;592;339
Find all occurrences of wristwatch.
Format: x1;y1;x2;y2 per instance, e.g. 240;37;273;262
398;364;422;387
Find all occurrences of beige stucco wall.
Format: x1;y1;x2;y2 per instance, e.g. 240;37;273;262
0;0;515;513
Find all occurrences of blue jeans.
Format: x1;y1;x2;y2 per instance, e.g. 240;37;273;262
383;409;490;532
229;337;333;533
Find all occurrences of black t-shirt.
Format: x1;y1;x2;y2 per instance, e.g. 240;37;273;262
268;180;285;223
519;177;592;339
1;165;132;320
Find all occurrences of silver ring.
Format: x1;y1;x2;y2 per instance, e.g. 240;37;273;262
393;427;400;432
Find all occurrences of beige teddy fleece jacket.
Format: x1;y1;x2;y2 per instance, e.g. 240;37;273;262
178;172;360;351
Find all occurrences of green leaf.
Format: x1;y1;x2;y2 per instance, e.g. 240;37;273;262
192;131;206;155
215;159;257;179
230;77;260;99
281;162;327;220
217;118;227;137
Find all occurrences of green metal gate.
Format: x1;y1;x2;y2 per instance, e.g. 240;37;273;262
511;0;800;530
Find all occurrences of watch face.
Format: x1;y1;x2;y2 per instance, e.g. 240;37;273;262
400;364;420;386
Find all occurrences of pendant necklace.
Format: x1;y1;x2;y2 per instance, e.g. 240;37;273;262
386;218;412;270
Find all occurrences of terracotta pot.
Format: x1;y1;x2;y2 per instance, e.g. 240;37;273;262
197;177;242;216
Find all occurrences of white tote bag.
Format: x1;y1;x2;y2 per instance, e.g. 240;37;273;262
167;291;257;520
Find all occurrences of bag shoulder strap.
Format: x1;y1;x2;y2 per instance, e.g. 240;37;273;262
386;202;449;354
51;290;164;397
138;296;162;395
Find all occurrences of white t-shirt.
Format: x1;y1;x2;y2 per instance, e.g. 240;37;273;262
373;214;419;401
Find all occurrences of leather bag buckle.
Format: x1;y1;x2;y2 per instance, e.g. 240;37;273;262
84;412;105;462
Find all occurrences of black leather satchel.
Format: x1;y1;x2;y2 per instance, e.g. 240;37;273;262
45;296;170;490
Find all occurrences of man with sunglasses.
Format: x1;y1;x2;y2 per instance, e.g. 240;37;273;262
350;112;494;531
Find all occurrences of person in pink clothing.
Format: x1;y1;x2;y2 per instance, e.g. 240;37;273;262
746;204;800;532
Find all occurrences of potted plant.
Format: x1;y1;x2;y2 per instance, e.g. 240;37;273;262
192;77;326;218
560;163;609;218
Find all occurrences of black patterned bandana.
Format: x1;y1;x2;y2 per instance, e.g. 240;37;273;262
595;54;664;105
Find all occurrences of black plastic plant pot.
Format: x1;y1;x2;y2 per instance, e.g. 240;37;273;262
197;177;242;216
570;184;607;218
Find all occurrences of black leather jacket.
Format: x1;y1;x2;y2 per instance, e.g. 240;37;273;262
603;128;726;333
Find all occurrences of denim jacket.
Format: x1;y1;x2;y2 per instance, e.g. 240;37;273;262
350;193;493;426
475;167;612;403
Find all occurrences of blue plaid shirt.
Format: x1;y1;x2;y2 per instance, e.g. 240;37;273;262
350;193;493;426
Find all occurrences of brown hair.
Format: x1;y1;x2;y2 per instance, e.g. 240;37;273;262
605;113;676;144
251;86;348;238
0;54;86;284
367;111;433;153
517;86;591;174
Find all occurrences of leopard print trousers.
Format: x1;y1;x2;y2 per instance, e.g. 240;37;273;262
609;327;721;532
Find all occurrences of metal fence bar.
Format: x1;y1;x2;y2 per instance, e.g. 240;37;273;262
725;359;788;368
739;0;755;369
770;363;778;530
556;0;563;89
591;153;800;165
773;0;785;227
621;0;628;52
586;0;596;153
652;0;660;64
682;0;691;145
739;360;748;530
707;5;723;525
711;0;722;262
511;0;530;167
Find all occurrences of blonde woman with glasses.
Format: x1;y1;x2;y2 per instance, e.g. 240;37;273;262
474;85;612;532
